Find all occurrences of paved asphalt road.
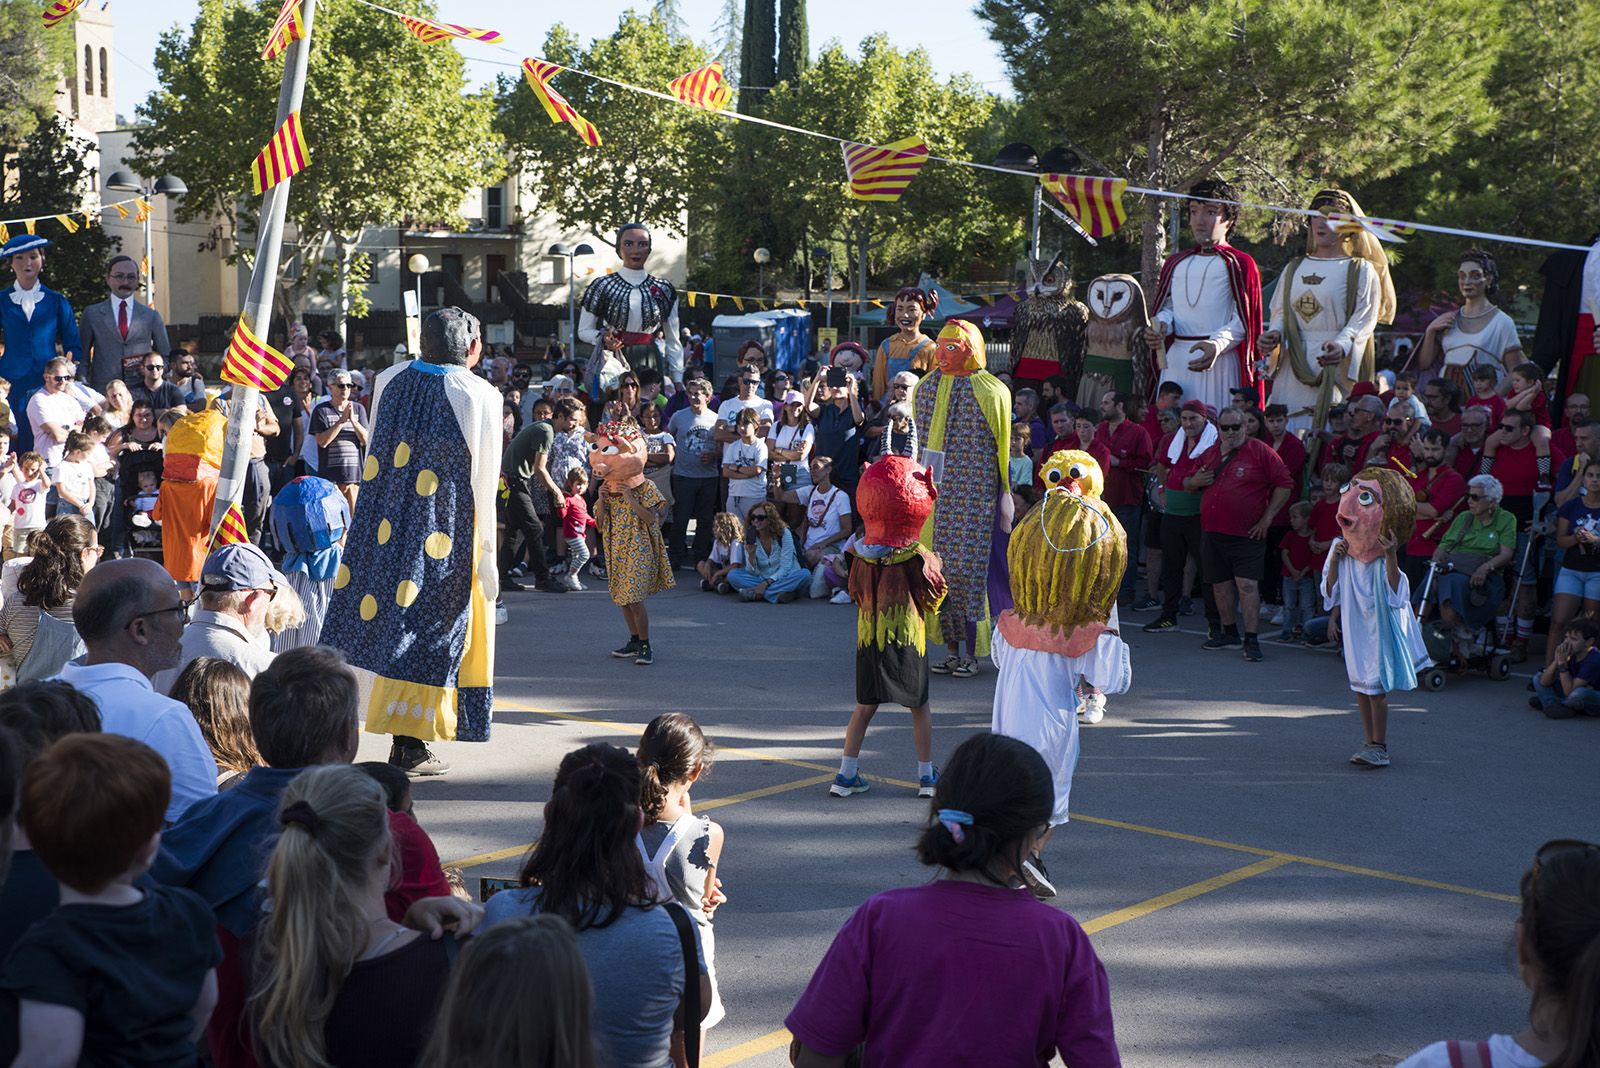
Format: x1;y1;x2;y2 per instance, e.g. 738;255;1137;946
356;579;1595;1067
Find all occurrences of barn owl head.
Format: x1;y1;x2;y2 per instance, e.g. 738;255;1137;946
1087;274;1142;322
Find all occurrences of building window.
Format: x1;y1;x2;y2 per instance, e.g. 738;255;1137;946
485;185;504;230
99;49;107;97
84;46;93;95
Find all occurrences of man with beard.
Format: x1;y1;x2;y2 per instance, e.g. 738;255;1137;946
1447;406;1491;479
871;285;937;401
1367;402;1420;473
578;222;683;387
1402;428;1467;593
1421;378;1463;438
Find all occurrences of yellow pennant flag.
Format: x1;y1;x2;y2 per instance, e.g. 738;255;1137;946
0;225;9;245
686;291;698;308
24;220;35;235
521;59;602;147
731;297;744;311
667;62;732;112
212;501;251;547
54;214;78;234
112;203;130;219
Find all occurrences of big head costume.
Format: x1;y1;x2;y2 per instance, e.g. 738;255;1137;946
578;223;683;386
0;235;81;452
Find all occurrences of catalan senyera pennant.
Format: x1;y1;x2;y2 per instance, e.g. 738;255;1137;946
213;501;251;547
251;112;310;196
221;317;295;392
1041;174;1129;239
261;0;306;61
54;214;78;234
398;14;502;44
841;136;929;202
521;59;602;147
0;225;9;245
667;62;732;113
23;220;35;235
1324;211;1416;245
41;0;86;28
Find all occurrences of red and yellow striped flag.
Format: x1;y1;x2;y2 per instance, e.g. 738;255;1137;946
1324;212;1415;245
41;0;85;28
1041;174;1128;239
668;61;732;113
521;59;601;147
0;225;9;245
261;0;306;60
399;14;501;44
54;214;78;234
221;317;295;392
213;501;251;547
251;112;310;196
841;136;929;202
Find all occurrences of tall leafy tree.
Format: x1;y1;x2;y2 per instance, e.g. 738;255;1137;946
2;115;119;311
739;0;775;112
495;14;722;238
980;0;1503;288
776;0;808;84
131;0;504;332
0;0;73;150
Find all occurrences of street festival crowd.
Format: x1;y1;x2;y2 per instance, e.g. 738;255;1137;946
0;183;1593;1068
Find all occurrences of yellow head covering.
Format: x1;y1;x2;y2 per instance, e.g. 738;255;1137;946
1308;188;1397;326
935;320;986;373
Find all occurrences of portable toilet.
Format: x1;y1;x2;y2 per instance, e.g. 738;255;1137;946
711;315;776;384
750;308;813;374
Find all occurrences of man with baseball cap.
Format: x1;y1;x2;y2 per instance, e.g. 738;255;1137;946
152;542;285;694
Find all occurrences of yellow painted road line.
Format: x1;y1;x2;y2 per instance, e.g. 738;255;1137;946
704;1029;795;1068
1080;856;1291;934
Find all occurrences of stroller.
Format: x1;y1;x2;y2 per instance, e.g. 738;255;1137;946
1413;525;1537;690
118;448;164;558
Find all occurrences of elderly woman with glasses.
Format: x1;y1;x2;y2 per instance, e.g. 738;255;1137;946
1428;474;1515;638
726;505;810;603
309;371;370;515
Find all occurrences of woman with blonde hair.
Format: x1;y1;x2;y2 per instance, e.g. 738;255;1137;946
100;378;134;431
251;764;458;1068
418;914;595;1068
168;657;256;788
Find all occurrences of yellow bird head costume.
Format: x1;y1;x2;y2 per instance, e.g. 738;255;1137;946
1037;448;1105;500
1007;451;1126;643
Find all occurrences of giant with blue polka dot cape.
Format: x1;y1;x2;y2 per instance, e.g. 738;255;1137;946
320;357;502;742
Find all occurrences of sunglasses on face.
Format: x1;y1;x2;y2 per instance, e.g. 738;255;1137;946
742;379;760;386
1499;423;1519;432
1467;493;1487;501
50;374;74;383
1383;419;1405;427
1218;422;1242;430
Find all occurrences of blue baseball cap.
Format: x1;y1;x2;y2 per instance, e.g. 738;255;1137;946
201;542;287;592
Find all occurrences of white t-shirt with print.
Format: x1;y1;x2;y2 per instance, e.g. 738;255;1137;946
55;459;94;513
722;439;768;498
797;483;851;552
717;395;774;430
10;476;48;529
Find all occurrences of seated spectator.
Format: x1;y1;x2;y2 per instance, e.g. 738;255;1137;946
696;512;745;593
728;503;810;603
57;557;216;822
787;457;851;570
250;765;458;1068
418;914;596;1068
1529;617;1600;720
481;743;709;1068
0;681;100;961
131;352;189;416
0;734;221;1068
1396;840;1600;1067
108;398;163;462
1429;475;1516;639
0;514;98;673
786;732;1118;1067
263;580;308;652
168;657;257;789
354;760;452;924
152;542;285;694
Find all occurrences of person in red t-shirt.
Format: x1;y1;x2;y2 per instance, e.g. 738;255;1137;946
1278;501;1318;641
1448;406;1491;480
1033;402;1077;493
1421;378;1463;439
1092;390;1153;602
1141;380;1184;447
1504;361;1555;489
1309;462;1349;563
1403;428;1468;594
1196;412;1293;661
1482;407;1542;658
1261;403;1309;611
1366;402;1419;474
1464;364;1507;427
1143;401;1221;635
1551;392;1590;459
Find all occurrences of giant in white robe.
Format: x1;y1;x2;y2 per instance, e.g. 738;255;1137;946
1321;539;1431;696
1153;254;1244;415
1268;256;1381;434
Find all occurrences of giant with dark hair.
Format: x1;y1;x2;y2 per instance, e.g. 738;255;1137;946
1188;177;1241;232
1459;248;1501;295
517;743;652;931
420;307;480;367
915;732;1052;887
894;286;939;316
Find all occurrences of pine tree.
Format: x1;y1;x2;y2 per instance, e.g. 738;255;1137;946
739;0;775;111
776;0;808;83
711;0;743;77
653;0;685;37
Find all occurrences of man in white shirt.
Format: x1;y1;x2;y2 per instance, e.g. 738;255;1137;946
55;557;218;821
26;357;86;475
152;542;284;694
713;363;775;443
79;255;172;390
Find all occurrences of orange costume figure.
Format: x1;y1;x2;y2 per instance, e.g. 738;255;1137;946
153;404;228;582
591;419;673;665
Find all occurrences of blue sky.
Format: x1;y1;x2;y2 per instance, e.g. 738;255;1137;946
111;0;1014;121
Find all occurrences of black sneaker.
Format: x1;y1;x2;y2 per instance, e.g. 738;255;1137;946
1242;635;1263;662
612;637;642;659
1020;852;1057;900
1142;616;1178;633
634;642;654;666
535;579;568;594
700;579;713;592
1203;630;1243;650
389;740;450;777
1528;695;1545;711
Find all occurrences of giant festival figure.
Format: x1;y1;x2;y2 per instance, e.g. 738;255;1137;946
0;234;80;452
578;222;684;389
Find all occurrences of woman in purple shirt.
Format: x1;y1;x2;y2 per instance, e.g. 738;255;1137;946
787;732;1121;1067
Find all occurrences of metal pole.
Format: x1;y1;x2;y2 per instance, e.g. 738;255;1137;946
1029;180;1042;262
210;0;318;538
143;191;155;314
566;254;576;352
825;249;833;329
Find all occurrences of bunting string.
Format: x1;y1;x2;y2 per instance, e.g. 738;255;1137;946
0;197;143;238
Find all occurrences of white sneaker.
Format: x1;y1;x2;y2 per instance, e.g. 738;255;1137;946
562;574;584;592
808;564;830;600
1267;604;1286;626
494;600;508;626
1078;693;1106;724
829;588;852;605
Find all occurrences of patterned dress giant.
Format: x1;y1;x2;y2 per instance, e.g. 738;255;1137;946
598;480;674;606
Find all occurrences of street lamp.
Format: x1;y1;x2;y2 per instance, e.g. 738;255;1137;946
105;170;186;313
547;242;595;352
811;244;834;328
993;143;1079;265
406;253;430;318
753;247;771;299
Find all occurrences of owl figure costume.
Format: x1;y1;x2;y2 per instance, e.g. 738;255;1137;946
1009;254;1088;388
321;336;502;745
1079;273;1151;408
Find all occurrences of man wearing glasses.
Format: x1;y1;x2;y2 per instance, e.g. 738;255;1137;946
310;369;370;515
1480;407;1545;660
80;255;171;391
26;357;86;476
1367;403;1419;472
152;543;285;695
130;353;188;418
712;363;773;443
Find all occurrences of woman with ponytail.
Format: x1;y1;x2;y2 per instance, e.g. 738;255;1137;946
1399;840;1600;1068
0;513;98;670
482;742;710;1068
787;732;1121;1067
250;765;458;1068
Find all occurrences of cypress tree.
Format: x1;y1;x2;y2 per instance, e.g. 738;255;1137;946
739;0;776;111
776;0;808;83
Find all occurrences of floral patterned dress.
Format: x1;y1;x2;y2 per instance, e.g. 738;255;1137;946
598;480;674;606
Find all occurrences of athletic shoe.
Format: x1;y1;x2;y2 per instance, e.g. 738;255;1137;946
917;767;939;798
1350;744;1391;768
930;655;959;674
1131;595;1161;612
1203;631;1243;650
951;658;979;678
775;589;799;603
499;573;531;591
829;588;852;605
389;740;450;777
612;637;643;659
535;579;568;594
1508;638;1530;664
1242;635;1263;662
700;579;714;592
561;574;584;592
1078;693;1106;724
1142;616;1178;633
715;581;732;595
829;773;870;797
1528;695;1545;711
588;562;608;579
634;642;654;666
493;600;508;626
1544;702;1578;720
1021;852;1058;900
1179;596;1195;616
509;563;528;578
739;588;760;602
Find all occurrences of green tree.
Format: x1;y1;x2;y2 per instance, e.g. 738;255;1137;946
131;0;504;333
739;0;775;112
2;115;119;311
711;0;742;78
980;0;1503;289
776;0;808;84
494;13;722;238
652;0;685;38
0;0;73;150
